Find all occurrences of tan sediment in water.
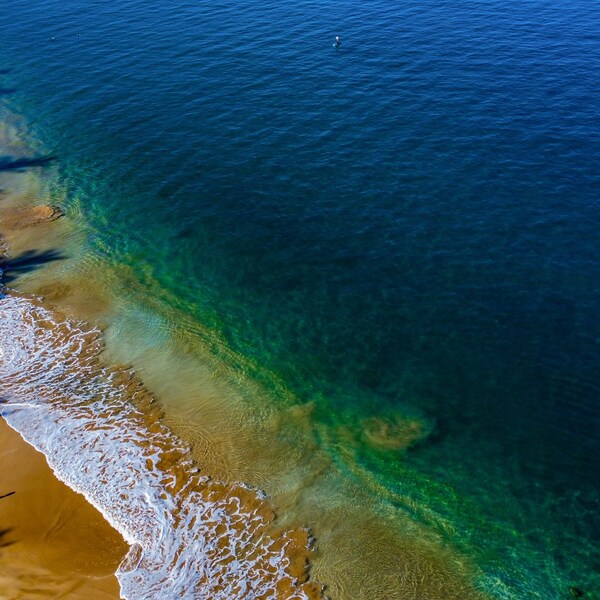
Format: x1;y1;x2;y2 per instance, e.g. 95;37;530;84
174;408;487;600
0;176;324;597
0;204;64;229
0;185;114;325
0;115;488;599
0;418;128;599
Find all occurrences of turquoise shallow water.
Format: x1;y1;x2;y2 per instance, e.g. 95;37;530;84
1;0;600;597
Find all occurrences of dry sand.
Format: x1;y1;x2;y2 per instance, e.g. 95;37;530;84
0;417;128;599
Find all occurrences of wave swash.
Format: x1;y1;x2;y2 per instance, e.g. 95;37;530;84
0;290;323;600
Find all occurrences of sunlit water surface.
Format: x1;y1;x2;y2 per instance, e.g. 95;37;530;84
1;0;599;597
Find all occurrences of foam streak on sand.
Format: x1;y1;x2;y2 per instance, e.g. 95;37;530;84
0;290;323;600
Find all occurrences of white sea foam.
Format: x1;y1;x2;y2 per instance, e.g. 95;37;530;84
0;291;320;599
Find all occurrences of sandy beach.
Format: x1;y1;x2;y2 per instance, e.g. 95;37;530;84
0;417;127;599
0;145;325;598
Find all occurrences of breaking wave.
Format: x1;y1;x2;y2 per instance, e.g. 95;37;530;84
0;291;323;600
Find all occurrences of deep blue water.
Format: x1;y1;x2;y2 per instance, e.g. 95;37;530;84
1;0;600;596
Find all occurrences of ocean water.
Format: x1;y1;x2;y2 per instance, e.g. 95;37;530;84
1;0;599;597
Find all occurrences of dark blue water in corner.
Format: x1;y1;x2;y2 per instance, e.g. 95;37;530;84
1;0;599;596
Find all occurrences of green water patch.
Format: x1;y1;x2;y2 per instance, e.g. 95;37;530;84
2;86;599;600
44;178;600;598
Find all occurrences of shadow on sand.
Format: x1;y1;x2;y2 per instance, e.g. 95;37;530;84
0;527;15;549
0;249;66;284
0;156;57;172
0;492;16;550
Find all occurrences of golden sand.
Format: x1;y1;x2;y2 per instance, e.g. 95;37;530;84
0;418;128;600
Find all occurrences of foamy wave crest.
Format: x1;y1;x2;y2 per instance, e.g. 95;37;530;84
0;291;323;600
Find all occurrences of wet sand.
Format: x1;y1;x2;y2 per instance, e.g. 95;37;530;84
0;418;128;599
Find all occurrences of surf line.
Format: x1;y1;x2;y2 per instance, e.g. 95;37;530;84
0;179;324;600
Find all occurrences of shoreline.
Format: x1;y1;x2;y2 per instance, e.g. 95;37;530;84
0;128;324;598
0;185;488;600
0;417;127;599
2;0;599;591
0;172;128;597
0;107;491;599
